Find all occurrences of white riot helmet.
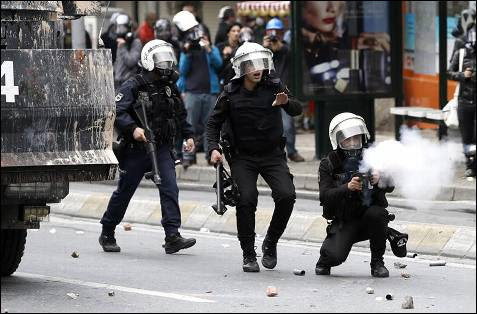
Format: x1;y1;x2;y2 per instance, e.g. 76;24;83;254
329;112;370;150
172;10;199;32
140;39;177;71
231;42;274;79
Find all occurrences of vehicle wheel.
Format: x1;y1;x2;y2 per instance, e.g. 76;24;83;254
1;229;27;276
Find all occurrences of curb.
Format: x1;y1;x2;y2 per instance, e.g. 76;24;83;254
50;191;476;260
95;180;477;213
100;165;476;202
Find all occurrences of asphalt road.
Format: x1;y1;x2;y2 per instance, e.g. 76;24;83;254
1;215;475;313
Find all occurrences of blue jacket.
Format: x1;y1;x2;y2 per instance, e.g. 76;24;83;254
177;46;222;94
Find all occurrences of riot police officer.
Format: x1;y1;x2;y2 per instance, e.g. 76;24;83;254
207;42;302;272
99;40;197;255
315;113;407;278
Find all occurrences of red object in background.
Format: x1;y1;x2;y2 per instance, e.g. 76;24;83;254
138;22;155;45
309;99;315;114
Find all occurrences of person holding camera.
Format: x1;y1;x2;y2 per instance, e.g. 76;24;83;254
173;10;222;168
263;18;305;163
206;42;302;272
315;113;408;278
113;14;142;89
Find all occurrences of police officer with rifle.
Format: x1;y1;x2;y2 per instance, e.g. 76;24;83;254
315;113;408;278
207;42;302;272
99;40;196;255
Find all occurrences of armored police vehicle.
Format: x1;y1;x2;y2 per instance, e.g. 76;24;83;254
1;1;117;276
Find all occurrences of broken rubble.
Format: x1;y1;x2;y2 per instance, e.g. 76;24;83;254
108;291;115;297
123;224;132;231
266;286;278;297
402;296;414;309
366;287;374;294
394;262;407;269
401;272;411;278
71;251;79;258
66;293;79;300
293;269;305;276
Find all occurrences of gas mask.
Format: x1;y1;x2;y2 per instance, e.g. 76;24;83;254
339;135;363;159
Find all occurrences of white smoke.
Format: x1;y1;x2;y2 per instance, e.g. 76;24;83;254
360;126;465;208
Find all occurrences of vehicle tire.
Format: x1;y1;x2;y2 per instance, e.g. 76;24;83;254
1;229;27;276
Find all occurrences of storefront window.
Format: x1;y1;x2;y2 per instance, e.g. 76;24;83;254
300;1;392;96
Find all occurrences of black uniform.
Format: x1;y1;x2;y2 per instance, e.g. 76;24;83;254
206;74;302;256
316;149;393;268
101;69;193;237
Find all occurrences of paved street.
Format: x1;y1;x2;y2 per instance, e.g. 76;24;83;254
1;215;475;313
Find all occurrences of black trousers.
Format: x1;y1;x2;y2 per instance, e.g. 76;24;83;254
317;205;389;267
457;104;476;146
230;149;296;254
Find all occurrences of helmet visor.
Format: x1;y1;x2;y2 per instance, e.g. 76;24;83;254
336;125;368;149
151;48;177;69
338;134;362;150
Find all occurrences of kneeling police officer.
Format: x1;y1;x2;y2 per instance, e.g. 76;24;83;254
315;113;407;278
207;42;302;272
99;39;196;254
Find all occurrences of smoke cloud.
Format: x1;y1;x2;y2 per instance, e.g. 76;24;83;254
360;126;465;208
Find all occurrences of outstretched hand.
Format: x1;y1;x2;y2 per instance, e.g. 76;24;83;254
272;92;288;107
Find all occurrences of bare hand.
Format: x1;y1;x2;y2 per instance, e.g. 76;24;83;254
262;36;271;48
272;92;288;107
464;68;473;78
348;177;362;191
210;149;223;164
116;38;126;47
200;38;211;53
357;32;390;53
370;171;380;185
184;138;195;153
223;46;233;56
133;127;147;142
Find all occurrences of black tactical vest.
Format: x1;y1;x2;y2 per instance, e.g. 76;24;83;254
134;75;182;145
226;80;284;154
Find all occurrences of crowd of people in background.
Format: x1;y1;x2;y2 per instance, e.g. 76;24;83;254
100;2;310;168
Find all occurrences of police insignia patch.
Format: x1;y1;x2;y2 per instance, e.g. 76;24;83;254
115;93;124;102
165;86;172;97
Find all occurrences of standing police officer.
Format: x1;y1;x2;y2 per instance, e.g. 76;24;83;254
206;42;302;272
315;113;407;278
99;40;197;254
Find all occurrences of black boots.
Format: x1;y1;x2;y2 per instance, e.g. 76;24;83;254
315;264;331;275
261;237;278;269
99;233;121;252
243;254;260;272
164;233;196;254
371;257;389;278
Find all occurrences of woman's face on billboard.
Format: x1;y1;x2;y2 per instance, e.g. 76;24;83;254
304;1;344;34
